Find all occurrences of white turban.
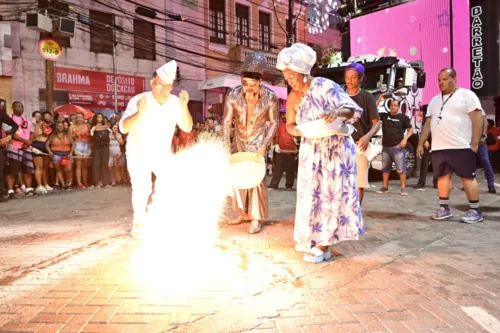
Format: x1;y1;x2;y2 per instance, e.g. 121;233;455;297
156;60;177;84
276;43;317;75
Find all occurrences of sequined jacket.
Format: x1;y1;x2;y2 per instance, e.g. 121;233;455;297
223;85;279;153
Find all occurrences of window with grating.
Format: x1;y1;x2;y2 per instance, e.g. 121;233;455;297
235;4;249;47
89;10;114;54
209;0;226;44
134;19;155;60
258;11;271;52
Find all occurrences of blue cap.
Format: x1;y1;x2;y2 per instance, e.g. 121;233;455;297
346;62;365;75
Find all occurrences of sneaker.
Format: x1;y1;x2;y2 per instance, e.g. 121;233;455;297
400;188;409;196
413;182;426;190
431;207;453;220
376;187;389;194
460;209;484;224
76;183;86;189
25;187;34;196
44;185;53;191
36;186;48;194
20;185;27;193
267;186;278;191
53;183;60;190
7;190;15;199
488;184;496;194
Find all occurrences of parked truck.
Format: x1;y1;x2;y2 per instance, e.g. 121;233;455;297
315;54;427;177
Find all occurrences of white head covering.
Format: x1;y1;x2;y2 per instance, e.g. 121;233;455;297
276;43;317;75
156;60;177;84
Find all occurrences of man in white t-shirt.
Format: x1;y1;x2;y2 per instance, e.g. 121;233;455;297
119;60;193;239
417;68;484;224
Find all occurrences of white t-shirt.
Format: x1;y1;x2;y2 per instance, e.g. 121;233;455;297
427;88;483;151
119;91;192;155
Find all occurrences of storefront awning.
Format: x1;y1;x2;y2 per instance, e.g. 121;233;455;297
198;74;288;100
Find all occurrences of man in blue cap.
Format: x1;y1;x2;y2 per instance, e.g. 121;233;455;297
344;63;381;204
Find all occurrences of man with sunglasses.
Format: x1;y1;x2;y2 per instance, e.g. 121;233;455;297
0;99;20;202
3;101;35;198
417;68;484;223
119;60;193;239
223;52;279;234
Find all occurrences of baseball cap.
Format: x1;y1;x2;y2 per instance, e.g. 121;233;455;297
345;63;365;75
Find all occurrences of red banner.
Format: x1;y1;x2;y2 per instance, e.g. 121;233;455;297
54;67;146;96
68;92;134;111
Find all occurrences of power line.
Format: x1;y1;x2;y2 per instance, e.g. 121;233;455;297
46;4;242;66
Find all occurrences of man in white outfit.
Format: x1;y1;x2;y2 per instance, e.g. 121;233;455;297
119;60;193;239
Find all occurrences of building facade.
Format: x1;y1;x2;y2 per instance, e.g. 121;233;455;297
200;0;308;116
0;0;206;120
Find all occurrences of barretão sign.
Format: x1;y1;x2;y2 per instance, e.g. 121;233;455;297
470;0;500;97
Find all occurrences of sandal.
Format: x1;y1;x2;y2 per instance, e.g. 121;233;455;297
227;216;248;225
248;220;262;234
295;243;312;253
303;247;332;263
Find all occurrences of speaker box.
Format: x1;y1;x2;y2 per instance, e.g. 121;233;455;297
26;13;53;33
59;17;75;36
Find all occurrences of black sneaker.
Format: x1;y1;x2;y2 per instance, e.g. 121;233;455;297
488;184;496;194
413;182;426;190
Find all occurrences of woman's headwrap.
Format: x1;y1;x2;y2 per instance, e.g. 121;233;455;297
276;43;317;75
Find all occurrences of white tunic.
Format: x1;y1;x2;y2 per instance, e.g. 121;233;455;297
119;91;192;157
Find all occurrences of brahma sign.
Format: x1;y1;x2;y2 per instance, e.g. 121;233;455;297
54;67;146;110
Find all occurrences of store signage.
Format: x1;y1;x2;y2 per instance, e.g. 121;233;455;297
68;92;134;111
38;38;62;61
54;67;145;96
470;0;499;97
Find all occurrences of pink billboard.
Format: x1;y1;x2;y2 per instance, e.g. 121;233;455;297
350;0;470;104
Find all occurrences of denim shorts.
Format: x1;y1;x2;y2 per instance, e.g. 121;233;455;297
74;141;91;156
53;151;71;165
382;145;407;174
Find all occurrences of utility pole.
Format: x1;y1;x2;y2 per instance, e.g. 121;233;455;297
45;50;55;114
287;0;294;47
112;28;118;114
44;1;55;114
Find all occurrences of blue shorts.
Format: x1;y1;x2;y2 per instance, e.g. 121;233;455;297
432;148;477;179
53;151;71;165
382;145;407;174
74;141;91;156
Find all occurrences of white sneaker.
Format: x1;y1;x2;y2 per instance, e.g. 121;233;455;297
20;185;27;193
36;186;47;194
44;185;53;191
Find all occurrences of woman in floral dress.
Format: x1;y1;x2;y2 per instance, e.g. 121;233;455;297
277;43;365;263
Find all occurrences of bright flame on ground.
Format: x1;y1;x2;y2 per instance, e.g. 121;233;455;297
130;134;240;295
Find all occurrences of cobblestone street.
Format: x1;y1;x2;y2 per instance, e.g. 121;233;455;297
0;174;499;333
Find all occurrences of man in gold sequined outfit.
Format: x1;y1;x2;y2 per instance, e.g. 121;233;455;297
223;52;280;234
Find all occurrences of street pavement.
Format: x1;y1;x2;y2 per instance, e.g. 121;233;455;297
0;173;499;333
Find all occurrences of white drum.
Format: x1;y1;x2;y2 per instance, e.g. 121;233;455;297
296;117;354;139
229;152;266;190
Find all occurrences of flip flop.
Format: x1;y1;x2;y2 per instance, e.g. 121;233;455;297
303;247;332;263
248;220;262;234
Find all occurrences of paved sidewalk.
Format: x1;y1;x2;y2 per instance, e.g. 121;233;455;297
0;175;499;333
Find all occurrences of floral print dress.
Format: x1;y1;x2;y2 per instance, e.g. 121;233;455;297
295;77;365;248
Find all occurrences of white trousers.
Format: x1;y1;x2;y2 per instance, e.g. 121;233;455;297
127;151;155;225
